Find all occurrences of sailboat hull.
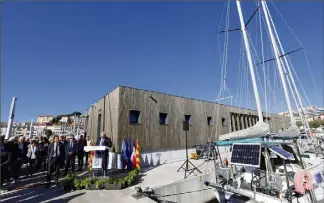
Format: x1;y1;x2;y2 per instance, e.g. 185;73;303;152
218;122;270;141
214;188;317;203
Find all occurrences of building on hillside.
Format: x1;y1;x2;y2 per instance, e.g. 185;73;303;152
36;115;54;124
85;86;290;156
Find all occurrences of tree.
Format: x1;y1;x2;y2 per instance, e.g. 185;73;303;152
308;119;324;129
296;121;303;127
71;111;82;116
50;111;82;124
44;129;53;138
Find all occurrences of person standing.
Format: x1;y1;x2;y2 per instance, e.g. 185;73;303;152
45;135;64;188
98;132;112;175
26;140;39;176
84;135;92;168
58;136;66;170
37;137;45;171
42;137;49;170
64;135;76;175
7;137;19;183
1;136;12;188
76;135;85;172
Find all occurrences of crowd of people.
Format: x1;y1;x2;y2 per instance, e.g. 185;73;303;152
0;133;93;188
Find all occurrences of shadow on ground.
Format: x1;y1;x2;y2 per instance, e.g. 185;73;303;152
1;186;85;203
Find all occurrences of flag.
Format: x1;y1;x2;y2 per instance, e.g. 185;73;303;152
121;139;127;169
126;137;133;170
130;141;136;169
89;142;95;172
135;138;140;169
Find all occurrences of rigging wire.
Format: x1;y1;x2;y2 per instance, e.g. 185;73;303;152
205;0;230;183
265;2;304;126
249;10;289;124
287;57;313;107
270;1;321;102
213;0;232;139
258;1;268;117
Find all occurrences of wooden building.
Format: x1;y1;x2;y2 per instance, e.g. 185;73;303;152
85;86;290;153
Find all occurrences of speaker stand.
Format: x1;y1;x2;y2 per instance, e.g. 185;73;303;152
177;130;202;179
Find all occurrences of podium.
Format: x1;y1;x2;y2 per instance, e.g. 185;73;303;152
84;146;109;177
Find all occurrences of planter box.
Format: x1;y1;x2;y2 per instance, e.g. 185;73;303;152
104;183;123;190
86;184;97;190
96;184;105;190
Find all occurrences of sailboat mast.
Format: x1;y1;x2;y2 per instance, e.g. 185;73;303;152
29;118;34;139
5;97;17;140
261;0;295;125
264;3;310;131
236;0;264;122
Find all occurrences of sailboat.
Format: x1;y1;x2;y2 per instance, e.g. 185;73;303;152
208;1;324;203
215;0;271;141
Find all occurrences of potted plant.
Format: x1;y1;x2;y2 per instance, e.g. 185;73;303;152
73;178;82;190
120;178;127;189
104;178;122;190
95;178;107;190
62;173;77;191
80;178;90;189
74;178;89;190
127;169;140;186
85;177;97;190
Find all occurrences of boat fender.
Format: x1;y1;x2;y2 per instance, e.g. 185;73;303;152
223;158;229;166
294;169;313;194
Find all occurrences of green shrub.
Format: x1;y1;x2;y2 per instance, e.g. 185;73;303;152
67;169;140;190
95;178;108;189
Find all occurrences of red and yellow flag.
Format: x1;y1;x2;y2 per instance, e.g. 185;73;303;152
135;138;140;169
89;142;95;172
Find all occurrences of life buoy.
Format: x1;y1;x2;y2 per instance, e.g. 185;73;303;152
294;169;313;194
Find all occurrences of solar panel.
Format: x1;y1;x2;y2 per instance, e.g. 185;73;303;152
230;143;261;167
269;146;295;160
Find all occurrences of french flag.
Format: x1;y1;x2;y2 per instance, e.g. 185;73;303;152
130;141;136;169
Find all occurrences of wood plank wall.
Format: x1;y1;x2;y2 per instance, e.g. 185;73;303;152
86;86;290;152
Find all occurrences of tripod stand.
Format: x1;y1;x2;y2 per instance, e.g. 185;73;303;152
177;122;202;179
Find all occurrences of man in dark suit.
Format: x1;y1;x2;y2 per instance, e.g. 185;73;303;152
76;135;86;172
58;135;66;169
45;135;64;188
98;132;112;175
64;134;77;175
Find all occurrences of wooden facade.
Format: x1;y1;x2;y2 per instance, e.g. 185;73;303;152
85;86;290;152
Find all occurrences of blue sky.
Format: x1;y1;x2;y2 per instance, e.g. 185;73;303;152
2;2;323;122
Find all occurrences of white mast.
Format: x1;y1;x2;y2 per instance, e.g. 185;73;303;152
264;3;310;131
5;97;17;140
261;0;296;125
236;0;264;122
29;119;34;139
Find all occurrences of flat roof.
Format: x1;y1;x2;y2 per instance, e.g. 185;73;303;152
88;85;281;116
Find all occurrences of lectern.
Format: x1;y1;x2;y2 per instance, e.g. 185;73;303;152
84;146;109;177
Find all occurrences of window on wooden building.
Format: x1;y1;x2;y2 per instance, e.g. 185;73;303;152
159;113;168;125
184;115;192;126
222;118;227;127
207;117;212;126
129;110;141;124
